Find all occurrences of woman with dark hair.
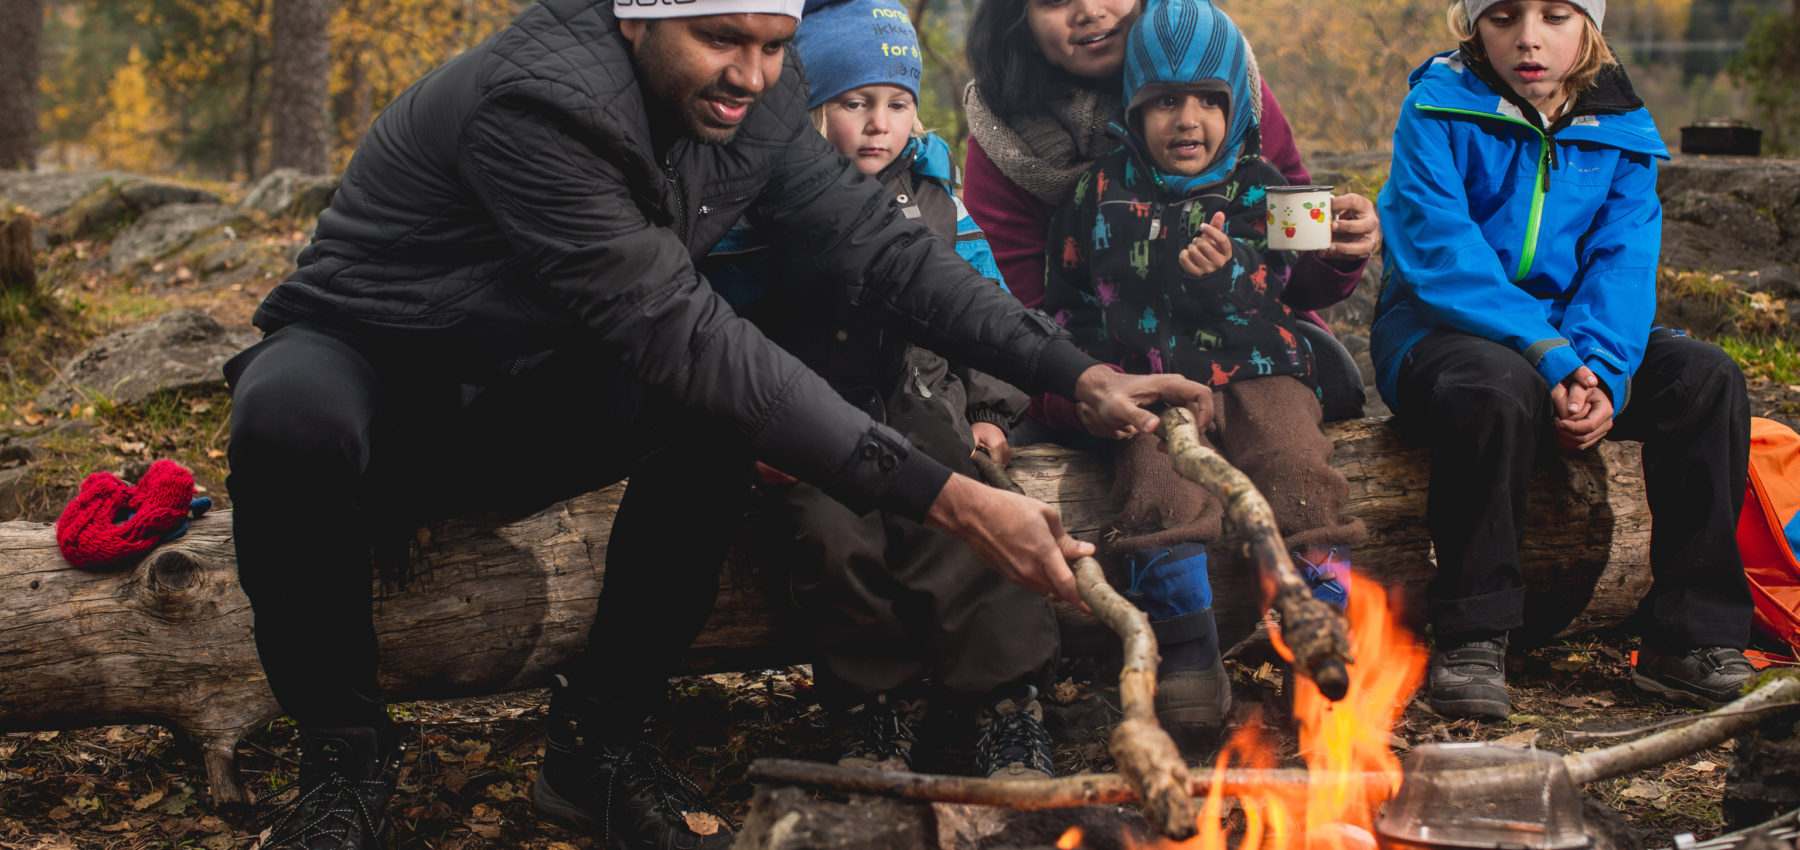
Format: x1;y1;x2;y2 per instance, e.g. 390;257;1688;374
962;0;1381;424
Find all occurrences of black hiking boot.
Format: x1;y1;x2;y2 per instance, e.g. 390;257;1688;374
1631;646;1756;708
836;693;923;771
1427;635;1510;719
532;685;733;850
973;684;1054;780
261;725;406;850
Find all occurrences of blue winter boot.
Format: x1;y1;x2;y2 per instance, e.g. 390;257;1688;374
1123;543;1230;749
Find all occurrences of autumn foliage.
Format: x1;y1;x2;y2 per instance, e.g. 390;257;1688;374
38;0;525;179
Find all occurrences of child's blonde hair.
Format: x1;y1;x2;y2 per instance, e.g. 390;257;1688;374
1446;0;1617;115
809;104;929;142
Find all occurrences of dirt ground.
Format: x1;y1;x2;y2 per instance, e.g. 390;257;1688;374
2;625;1790;850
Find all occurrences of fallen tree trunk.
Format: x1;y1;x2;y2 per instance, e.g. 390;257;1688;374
0;418;1651;804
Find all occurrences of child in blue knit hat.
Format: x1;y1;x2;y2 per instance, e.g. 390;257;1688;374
1040;0;1365;751
703;0;1057;780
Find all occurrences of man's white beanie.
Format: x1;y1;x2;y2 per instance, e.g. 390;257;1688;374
615;0;806;19
1464;0;1604;29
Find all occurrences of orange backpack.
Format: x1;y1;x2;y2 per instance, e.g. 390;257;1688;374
1736;417;1800;659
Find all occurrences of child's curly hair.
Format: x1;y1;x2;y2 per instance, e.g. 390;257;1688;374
1447;0;1618;116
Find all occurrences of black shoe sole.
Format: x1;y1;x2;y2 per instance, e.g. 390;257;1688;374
531;772;605;838
1630;669;1731;709
1428;694;1510;719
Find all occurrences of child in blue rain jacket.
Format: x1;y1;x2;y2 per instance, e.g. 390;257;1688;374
1373;0;1755;719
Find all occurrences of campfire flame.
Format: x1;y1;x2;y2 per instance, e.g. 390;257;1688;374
1058;827;1085;849
1139;570;1425;850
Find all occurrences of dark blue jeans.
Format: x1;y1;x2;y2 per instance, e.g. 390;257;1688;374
1392;328;1753;650
225;323;751;728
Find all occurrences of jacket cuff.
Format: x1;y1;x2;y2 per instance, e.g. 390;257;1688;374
1584;356;1631;414
1036;339;1100;400
821;423;955;522
969;407;1014;432
1531;340;1583;389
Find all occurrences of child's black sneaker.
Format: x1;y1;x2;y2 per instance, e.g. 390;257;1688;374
974;684;1054;780
1427;635;1509;719
1631;646;1756;708
262;724;406;850
836;693;922;772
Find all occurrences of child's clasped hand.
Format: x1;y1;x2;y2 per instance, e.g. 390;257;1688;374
1178;211;1232;278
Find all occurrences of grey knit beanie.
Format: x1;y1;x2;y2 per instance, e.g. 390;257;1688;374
1464;0;1604;30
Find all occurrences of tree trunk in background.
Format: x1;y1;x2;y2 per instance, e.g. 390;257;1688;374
332;0;373;155
0;212;34;294
268;0;333;174
0;0;43;171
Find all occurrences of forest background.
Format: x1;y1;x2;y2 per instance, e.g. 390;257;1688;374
0;0;1797;183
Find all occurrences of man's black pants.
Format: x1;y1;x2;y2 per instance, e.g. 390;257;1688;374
225;323;752;729
1392;328;1753;650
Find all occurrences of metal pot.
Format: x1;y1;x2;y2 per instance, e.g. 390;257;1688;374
1374;743;1590;850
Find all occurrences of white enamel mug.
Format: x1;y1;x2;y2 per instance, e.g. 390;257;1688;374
1267;185;1334;251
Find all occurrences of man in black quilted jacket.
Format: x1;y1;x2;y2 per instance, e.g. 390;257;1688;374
224;1;1209;847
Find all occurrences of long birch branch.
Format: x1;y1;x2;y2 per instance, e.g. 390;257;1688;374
1157;405;1355;700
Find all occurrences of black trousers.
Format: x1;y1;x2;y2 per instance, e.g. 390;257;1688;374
1392;328;1753;650
225;323;752;728
778;482;1059;707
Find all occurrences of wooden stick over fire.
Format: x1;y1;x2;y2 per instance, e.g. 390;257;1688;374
973;448;1198;839
1157;406;1355;700
748;674;1800;808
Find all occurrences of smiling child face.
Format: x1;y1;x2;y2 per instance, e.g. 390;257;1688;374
1475;0;1587;116
1137;88;1228;177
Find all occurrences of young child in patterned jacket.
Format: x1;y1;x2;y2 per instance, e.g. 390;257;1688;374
1041;0;1364;748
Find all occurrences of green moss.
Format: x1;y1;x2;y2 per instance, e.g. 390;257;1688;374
1718;335;1800;384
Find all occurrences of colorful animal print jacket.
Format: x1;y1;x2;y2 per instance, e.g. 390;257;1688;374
1042;135;1315;390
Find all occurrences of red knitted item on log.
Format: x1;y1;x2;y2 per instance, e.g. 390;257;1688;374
56;460;196;570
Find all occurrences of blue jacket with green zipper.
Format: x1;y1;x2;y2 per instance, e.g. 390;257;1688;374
1371;50;1668;413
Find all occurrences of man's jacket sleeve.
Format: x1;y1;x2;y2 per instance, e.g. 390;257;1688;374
744;121;1098;405
456;93;951;519
1380;104;1584;389
1557;151;1660;411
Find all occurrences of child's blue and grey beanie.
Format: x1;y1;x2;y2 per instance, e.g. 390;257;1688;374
1123;0;1257;190
794;0;922;111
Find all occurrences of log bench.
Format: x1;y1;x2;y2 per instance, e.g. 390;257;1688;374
0;418;1652;804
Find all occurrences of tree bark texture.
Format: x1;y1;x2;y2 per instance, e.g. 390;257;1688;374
267;0;333;174
0;210;34;293
0;0;43;171
0;420;1652;804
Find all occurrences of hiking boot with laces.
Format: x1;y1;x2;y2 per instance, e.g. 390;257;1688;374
1145;606;1232;752
532;687;733;850
1632;646;1756;708
973;684;1054;780
262;725;406;850
836;693;922;771
1428;635;1510;719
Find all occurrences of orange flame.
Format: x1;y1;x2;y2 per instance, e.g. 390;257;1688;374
1137;569;1426;850
1058;826;1085;849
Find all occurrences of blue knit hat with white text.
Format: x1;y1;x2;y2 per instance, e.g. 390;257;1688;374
793;0;922;110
